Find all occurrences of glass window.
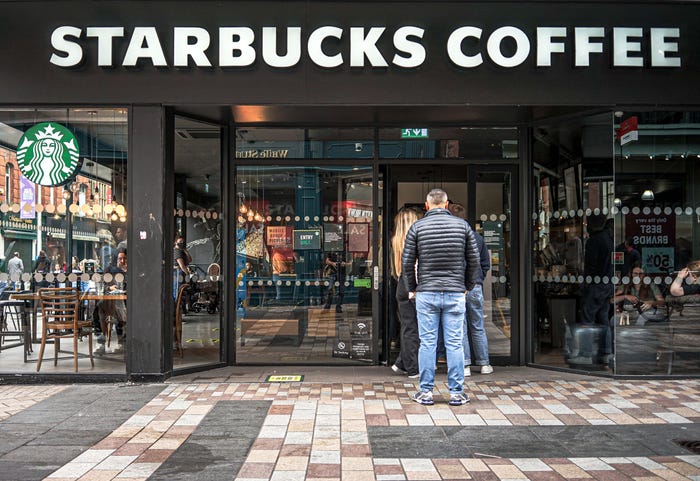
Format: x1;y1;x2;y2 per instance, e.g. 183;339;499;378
236;128;374;159
0;107;128;374
614;111;700;375
173;116;222;369
235;165;377;364
531;112;614;372
379;127;517;159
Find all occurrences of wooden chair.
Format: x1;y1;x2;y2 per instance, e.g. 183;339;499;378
174;284;189;358
36;287;94;372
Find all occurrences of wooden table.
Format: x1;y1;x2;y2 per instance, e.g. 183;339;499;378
10;292;127;343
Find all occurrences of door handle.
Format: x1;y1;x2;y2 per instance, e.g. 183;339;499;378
373;265;379;290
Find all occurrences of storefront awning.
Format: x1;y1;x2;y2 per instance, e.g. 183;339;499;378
2;229;37;241
51;232;100;242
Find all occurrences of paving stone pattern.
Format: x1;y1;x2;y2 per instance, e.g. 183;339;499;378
0;384;163;481
148;401;270;481
0;385;65;422
0;379;699;480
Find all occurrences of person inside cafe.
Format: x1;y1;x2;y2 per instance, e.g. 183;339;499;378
93;247;127;355
670;259;700;296
612;262;667;326
173;234;191;302
271;245;296;301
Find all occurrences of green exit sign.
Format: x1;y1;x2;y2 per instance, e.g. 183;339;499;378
401;128;429;139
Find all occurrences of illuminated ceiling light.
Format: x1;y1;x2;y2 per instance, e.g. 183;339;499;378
641;189;655;201
613;197;622;207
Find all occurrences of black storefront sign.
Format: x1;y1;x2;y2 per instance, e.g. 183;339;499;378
1;2;699;106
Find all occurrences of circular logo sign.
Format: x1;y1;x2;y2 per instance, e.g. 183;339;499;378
16;122;80;186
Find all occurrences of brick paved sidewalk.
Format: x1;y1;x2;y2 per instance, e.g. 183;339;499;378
0;376;691;481
0;385;66;422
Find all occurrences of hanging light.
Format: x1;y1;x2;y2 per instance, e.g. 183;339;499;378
111;212;118;221
641;189;655;201
613;197;622;207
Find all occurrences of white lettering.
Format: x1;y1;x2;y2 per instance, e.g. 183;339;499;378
308;26;343;68
50;26;83;67
574;27;604;66
86;27;124;67
173;27;212;67
447;26;483;68
392;26;425;68
219;27;255;67
650;27;681;67
48;24;682;71
262;27;302;68
537;27;566;67
122;27;167;67
613;27;643;67
487;26;530;68
350;27;388;67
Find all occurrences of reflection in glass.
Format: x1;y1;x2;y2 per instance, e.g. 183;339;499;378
173;117;222;368
0;108;128;373
236;166;375;364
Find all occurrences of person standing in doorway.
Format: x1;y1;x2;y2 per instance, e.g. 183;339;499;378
390;207;421;379
402;189;480;406
173;235;192;303
449;203;493;376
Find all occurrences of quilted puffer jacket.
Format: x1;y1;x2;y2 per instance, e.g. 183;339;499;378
401;208;480;293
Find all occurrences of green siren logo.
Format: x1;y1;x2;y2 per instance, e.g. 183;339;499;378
17;122;79;186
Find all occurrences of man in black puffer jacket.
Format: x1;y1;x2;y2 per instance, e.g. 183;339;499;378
402;189;480;406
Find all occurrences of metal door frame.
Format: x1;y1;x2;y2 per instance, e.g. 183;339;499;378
467;164;520;366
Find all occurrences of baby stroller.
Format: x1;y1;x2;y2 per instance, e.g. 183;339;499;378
188;263;221;314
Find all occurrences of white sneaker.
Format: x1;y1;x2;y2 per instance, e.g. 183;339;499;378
111;344;124;354
391;364;407;375
480;365;494;374
93;345;105;356
464;366;471;376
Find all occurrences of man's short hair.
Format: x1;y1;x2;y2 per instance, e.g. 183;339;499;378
426;188;448;206
13;252;19;257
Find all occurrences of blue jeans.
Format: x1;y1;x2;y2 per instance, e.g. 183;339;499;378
465;284;490;366
416;291;466;394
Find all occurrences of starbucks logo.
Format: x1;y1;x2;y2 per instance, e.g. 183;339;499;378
17;122;80;186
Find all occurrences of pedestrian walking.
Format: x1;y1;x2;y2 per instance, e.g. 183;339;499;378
402;189;480;406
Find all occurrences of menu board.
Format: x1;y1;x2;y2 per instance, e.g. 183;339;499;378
267;225;291;247
324;223;343;251
293;228;321;250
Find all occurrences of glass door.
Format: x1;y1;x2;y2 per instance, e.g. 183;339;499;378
467;165;518;364
234;165;379;364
